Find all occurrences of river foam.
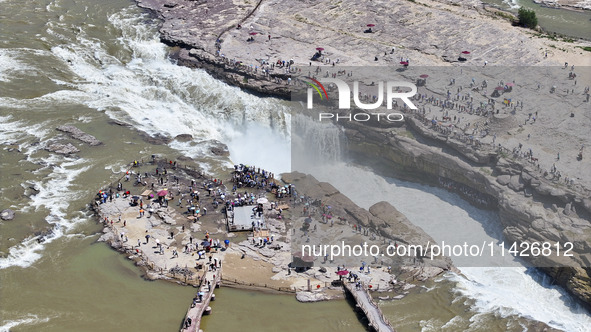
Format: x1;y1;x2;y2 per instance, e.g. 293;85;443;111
0;115;91;269
0;314;51;332
450;267;591;332
0;49;31;82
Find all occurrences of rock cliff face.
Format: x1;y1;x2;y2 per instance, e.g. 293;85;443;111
341;118;591;309
135;0;292;98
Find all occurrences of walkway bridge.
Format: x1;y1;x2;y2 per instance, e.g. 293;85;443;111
343;280;395;332
181;268;221;332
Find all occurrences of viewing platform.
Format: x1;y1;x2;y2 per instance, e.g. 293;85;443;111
226;205;265;232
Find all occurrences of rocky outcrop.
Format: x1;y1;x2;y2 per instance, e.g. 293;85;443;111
46;143;80;155
282;172;454;272
342;119;591;309
137;131;172;145
56;125;102;146
209;140;229;157
296;291;333;302
97;228;116;244
108;120;132;127
168;48;292;99
174;134;193;142
134;0;292;98
1;209;15;221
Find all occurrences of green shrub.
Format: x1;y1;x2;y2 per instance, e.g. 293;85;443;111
518;7;538;29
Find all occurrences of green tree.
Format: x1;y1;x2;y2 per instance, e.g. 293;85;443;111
518;7;538;29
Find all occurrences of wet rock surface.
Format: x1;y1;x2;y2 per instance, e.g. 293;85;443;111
56;125;102;146
174;134;193;142
46;143;80;155
209;140;229;157
1;209;15;221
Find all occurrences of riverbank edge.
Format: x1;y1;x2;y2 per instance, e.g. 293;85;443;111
481;2;591;41
131;0;591;312
481;1;591;46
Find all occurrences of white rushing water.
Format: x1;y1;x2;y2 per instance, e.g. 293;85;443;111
0;50;24;82
46;8;291;160
503;0;521;9
0;314;51;332
0;116;91;269
450;267;591;332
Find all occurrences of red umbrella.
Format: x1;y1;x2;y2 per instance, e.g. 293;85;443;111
420;74;429;78
367;24;375;27
316;47;324;51
461;51;470;54
336;270;349;276
249;32;257;35
157;190;168;197
495;86;505;91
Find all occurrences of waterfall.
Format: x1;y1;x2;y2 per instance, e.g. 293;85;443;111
291;113;345;172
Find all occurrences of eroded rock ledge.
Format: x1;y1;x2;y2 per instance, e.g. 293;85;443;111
342;118;591;309
56;125;102;146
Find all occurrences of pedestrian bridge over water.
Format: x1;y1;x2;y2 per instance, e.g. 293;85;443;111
343;280;395;332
